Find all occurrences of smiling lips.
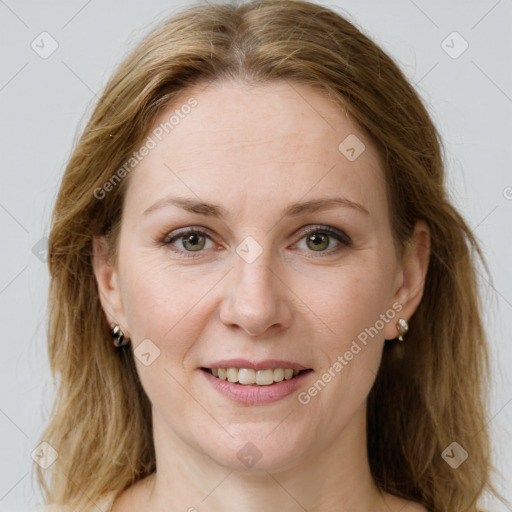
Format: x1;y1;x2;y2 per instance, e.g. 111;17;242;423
200;358;313;404
201;358;312;386
201;366;313;405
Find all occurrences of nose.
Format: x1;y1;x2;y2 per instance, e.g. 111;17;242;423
219;245;292;337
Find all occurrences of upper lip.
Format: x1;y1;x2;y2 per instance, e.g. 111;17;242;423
202;359;311;371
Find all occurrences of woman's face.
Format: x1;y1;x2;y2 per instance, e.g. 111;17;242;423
94;79;427;472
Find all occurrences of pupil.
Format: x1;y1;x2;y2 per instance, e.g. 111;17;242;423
308;233;328;251
184;234;204;251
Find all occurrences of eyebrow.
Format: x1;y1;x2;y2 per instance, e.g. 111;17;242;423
142;196;369;218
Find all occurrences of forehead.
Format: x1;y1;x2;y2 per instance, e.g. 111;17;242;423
124;79;387;219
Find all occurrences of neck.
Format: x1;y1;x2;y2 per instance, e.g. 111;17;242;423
139;404;387;512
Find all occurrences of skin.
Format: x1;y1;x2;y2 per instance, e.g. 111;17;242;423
93;79;430;512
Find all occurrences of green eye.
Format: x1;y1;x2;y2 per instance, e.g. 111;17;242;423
298;226;352;253
306;232;331;251
164;228;214;258
180;232;207;251
163;225;351;259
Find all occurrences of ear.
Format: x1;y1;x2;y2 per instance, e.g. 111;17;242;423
92;236;129;337
384;220;431;341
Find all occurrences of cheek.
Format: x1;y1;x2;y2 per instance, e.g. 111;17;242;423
302;253;396;395
118;255;216;416
296;267;393;433
119;252;222;355
311;257;397;344
120;241;397;352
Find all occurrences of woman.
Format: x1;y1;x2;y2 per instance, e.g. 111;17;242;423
36;1;504;511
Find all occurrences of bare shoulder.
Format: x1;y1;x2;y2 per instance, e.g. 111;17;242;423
41;492;115;512
383;491;429;512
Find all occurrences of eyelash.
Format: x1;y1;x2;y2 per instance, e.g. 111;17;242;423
161;225;352;259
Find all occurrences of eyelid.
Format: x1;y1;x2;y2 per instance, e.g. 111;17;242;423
296;225;352;247
161;226;216;259
162;224;352;258
162;226;214;244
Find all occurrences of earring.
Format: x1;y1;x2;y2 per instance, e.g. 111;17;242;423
111;323;129;348
396;318;409;341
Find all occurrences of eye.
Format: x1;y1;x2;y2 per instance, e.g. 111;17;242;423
163;228;214;257
162;225;351;258
295;225;351;254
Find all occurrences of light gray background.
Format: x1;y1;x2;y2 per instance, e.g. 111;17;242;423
0;1;511;511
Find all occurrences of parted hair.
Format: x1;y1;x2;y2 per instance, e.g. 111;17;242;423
36;1;504;510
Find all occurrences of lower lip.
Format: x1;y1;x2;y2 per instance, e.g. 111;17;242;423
200;369;313;406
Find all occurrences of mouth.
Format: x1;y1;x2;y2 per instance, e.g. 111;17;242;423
200;367;314;386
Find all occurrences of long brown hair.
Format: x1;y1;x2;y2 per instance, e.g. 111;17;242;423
36;1;505;510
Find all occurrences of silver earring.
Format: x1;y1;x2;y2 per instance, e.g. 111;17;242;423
396;318;409;341
111;323;129;348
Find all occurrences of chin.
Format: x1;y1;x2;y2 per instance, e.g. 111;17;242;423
205;426;311;473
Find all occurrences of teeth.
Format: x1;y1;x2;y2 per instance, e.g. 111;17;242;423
256;369;274;385
284;369;294;380
238;368;256;384
226;368;238;383
274;368;284;382
209;367;305;385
